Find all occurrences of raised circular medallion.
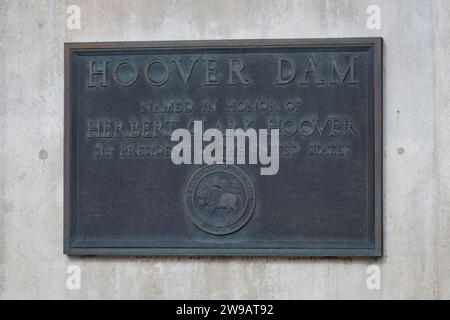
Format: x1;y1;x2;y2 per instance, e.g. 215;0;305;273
184;165;256;235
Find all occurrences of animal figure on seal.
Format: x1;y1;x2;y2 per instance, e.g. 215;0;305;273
197;185;243;215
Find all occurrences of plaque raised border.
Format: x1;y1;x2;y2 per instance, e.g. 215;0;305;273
64;38;383;256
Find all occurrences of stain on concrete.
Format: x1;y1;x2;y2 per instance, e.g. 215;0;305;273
397;147;405;155
38;148;48;163
16;171;26;182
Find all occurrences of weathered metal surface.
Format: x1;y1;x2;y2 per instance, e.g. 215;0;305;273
64;38;383;256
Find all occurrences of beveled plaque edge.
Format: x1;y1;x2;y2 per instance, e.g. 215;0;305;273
63;37;383;257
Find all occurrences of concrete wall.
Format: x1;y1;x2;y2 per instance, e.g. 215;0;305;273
0;0;449;299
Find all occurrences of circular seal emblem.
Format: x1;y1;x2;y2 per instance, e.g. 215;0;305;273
184;165;256;235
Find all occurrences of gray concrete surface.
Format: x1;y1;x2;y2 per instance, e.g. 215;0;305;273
0;0;449;299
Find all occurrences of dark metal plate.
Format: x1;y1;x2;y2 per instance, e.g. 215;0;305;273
64;38;383;256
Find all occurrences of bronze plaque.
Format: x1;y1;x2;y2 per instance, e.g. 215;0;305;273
64;38;383;256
